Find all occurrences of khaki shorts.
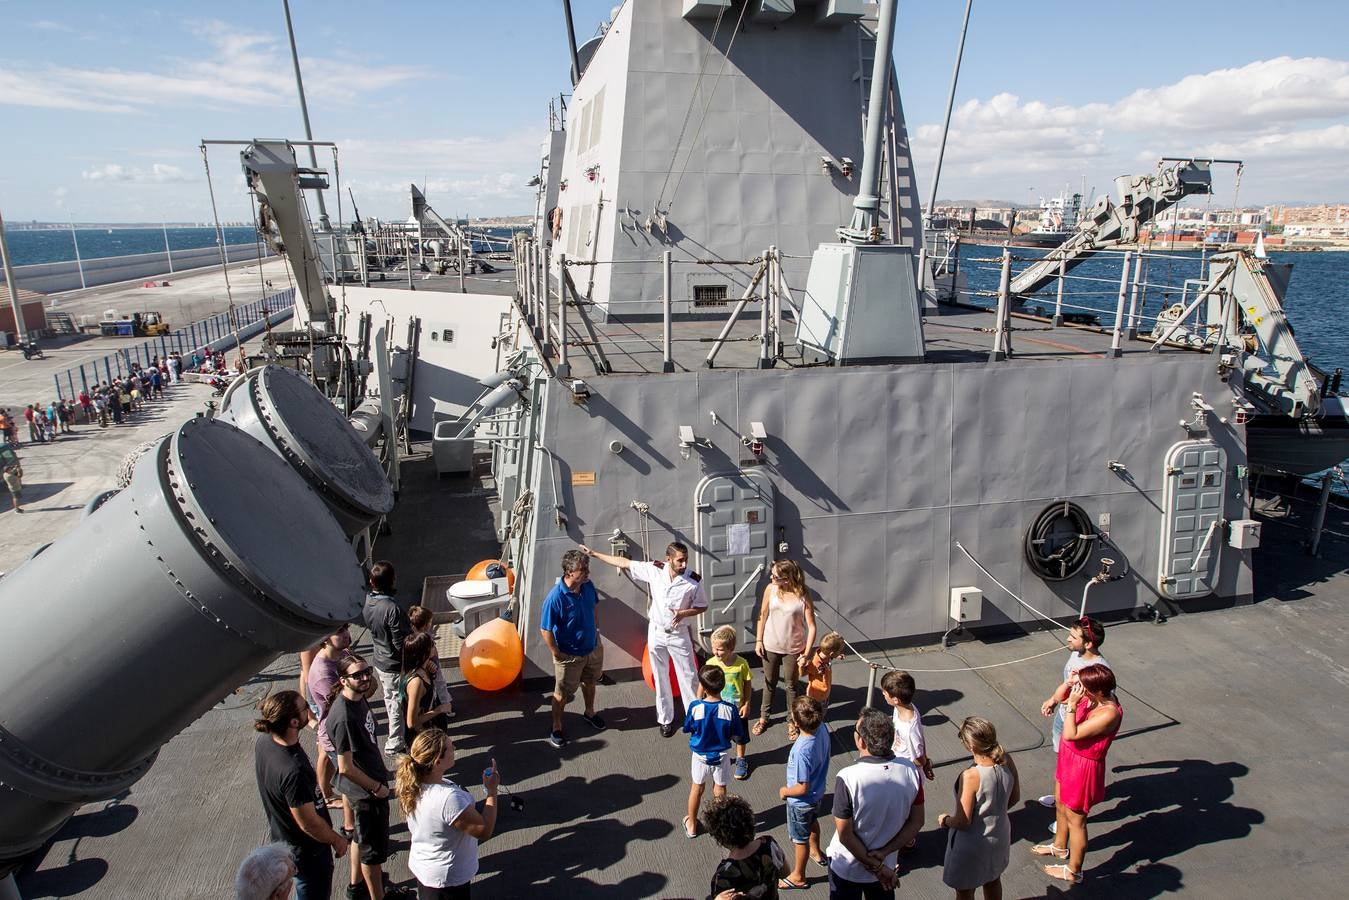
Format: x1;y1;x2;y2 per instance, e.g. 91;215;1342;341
552;644;604;703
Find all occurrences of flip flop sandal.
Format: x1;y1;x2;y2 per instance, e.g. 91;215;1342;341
786;723;800;740
810;854;828;869
1031;843;1069;859
778;878;808;890
1044;863;1083;884
682;815;698;839
751;718;769;736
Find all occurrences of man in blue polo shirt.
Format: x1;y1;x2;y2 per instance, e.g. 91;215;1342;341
539;548;606;748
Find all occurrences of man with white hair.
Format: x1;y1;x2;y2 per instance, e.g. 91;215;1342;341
235;843;296;900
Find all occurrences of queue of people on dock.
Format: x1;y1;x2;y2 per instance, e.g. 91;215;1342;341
0;347;240;455
241;551;1121;900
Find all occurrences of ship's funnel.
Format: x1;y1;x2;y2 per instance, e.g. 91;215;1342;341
218;365;394;537
0;417;364;867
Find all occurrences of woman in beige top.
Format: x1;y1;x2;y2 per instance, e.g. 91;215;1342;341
753;559;816;739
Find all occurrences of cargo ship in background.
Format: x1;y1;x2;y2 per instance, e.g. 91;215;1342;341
1021;188;1084;246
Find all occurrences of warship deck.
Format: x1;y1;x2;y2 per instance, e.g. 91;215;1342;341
13;443;1348;898
9;273;1347;898
551;301;1203;377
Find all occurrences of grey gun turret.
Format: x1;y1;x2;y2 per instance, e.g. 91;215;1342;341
1009;160;1213;298
0;408;373;874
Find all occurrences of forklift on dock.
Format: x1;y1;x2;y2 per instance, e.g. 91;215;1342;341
99;310;170;337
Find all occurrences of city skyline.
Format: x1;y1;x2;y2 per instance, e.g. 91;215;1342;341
1;1;1347;222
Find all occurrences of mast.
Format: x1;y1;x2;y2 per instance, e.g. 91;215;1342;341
841;0;900;243
282;0;331;230
922;0;973;228
916;0;973;292
0;209;27;343
561;0;582;87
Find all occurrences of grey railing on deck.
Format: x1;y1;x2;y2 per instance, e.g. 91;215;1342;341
52;289;295;400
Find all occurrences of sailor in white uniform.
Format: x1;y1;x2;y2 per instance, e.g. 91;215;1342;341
579;540;707;737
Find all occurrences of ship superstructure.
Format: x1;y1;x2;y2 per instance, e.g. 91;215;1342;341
482;0;1262;676
544;0;923;315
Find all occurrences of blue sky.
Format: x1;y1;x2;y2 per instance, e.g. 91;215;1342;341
2;0;1346;223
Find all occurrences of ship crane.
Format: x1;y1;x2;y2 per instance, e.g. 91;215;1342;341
1003;157;1320;419
241;139;338;330
239;139;355;399
1008;160;1213;297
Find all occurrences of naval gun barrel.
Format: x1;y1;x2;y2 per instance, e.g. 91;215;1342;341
217;365;394;538
0;416;366;870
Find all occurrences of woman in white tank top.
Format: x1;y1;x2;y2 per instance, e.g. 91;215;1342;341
753;559;816;739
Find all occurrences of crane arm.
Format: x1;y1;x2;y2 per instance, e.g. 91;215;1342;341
1208;251;1320;417
1009;161;1213;297
241;140;335;330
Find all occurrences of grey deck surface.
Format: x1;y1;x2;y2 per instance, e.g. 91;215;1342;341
550;303;1200;377
14;467;1349;899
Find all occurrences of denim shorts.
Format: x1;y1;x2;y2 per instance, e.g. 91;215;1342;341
786;800;819;844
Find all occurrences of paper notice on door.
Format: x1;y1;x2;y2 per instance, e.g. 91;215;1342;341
727;523;751;556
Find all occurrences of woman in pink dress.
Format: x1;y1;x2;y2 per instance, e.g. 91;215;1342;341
1032;663;1121;884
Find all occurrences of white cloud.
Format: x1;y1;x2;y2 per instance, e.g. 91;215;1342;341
914;56;1349;203
0;21;425;115
327;134;542;217
0;70;139;113
82;163;196;184
1110;57;1349;133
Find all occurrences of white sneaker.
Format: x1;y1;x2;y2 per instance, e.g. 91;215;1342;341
1038;794;1056;808
1049;821;1057;835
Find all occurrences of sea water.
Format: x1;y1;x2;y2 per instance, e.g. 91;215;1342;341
957;245;1347;377
6;227;261;266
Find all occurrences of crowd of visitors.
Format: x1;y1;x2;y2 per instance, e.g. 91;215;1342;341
242;551;1121;900
0;351;231;516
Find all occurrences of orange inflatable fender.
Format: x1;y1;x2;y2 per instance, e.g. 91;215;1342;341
459;617;524;691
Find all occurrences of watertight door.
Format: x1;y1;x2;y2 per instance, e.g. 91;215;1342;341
694;470;775;650
1158;439;1227;599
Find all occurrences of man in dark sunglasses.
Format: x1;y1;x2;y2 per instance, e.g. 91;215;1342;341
326;655;412;899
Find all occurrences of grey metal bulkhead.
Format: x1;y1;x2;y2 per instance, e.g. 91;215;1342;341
694;470;775;648
1158;439;1227;598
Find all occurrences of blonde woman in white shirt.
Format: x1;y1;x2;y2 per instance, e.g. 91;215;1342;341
395;729;499;898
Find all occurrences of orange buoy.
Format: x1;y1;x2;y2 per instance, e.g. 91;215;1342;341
459;617;523;691
640;643;681;696
466;559;516;593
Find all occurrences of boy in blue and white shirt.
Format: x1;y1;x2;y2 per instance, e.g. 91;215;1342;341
682;664;748;838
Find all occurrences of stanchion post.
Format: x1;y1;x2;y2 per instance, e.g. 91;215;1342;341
1109;251;1132;358
989;245;1012;362
662;250;674;373
1053;257;1065;327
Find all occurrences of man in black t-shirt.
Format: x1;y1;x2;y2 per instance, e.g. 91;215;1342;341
252;689;348;900
327;654;410;900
